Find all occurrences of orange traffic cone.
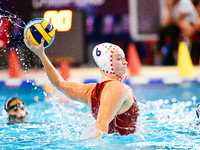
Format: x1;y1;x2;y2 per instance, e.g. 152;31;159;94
8;48;21;78
127;43;141;76
59;61;70;80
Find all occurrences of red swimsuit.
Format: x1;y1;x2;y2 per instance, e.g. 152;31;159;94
91;80;139;135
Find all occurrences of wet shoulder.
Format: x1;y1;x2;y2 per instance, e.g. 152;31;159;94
103;81;129;94
106;81;128;88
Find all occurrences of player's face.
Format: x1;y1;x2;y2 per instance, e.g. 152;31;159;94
8;99;27;123
112;48;128;77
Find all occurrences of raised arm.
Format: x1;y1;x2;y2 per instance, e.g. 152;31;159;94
24;36;94;104
93;82;130;137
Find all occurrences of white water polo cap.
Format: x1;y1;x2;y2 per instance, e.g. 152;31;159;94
93;42;121;75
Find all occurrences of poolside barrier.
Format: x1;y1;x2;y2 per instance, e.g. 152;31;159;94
127;43;141;76
8;48;21;78
178;42;194;77
59;61;70;80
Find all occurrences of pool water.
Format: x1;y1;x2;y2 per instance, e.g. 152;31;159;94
0;82;200;149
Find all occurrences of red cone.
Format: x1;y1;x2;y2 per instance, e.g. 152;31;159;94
59;61;70;80
8;48;21;78
127;43;141;76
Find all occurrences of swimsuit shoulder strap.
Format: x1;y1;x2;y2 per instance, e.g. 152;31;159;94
91;80;112;119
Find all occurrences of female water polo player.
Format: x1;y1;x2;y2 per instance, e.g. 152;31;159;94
24;36;139;137
2;97;28;124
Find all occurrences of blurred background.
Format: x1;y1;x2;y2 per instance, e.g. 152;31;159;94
0;0;200;70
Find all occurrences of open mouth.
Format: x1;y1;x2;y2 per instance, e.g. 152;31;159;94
18;117;25;120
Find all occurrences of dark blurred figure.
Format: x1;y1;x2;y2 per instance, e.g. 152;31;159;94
158;0;200;65
190;0;200;65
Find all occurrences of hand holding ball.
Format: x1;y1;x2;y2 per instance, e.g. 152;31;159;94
24;18;55;48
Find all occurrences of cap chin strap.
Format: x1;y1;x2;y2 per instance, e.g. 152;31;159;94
119;76;128;83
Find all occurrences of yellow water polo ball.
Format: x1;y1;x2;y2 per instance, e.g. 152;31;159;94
24;18;55;48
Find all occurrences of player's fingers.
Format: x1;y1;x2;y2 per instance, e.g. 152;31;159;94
26;35;34;47
24;35;30;47
40;38;45;46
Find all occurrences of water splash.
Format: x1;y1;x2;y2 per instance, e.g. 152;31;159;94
0;7;26;28
49;94;71;138
45;86;96;140
0;7;34;70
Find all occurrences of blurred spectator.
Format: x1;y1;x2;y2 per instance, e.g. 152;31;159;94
158;0;200;65
101;15;115;35
86;15;95;35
